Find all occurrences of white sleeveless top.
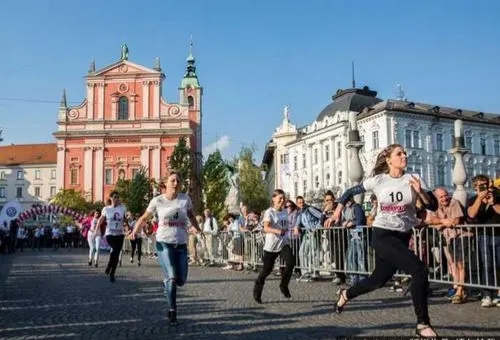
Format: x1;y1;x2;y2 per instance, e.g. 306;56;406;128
102;205;127;236
363;173;428;232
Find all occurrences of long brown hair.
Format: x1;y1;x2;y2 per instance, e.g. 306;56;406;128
371;144;405;176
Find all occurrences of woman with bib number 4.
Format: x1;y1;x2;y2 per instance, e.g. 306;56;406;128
324;144;439;338
130;170;204;326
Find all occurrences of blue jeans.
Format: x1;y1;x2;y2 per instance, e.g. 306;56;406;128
298;232;320;275
156;242;188;311
478;234;500;297
347;232;366;284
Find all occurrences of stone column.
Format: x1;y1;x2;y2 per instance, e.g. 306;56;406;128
94;146;104;201
318;140;324;188
141;146;151;177
153;80;160;118
307;144;313;191
56;146;66;190
346;111;365;204
83;147;93;199
450;119;468;206
152;146;161;181
97;82;105;120
142;81;150;119
111;96;118;120
87;83;94;119
329;137;335;189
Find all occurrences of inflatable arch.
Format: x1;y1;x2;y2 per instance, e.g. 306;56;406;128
17;204;85;223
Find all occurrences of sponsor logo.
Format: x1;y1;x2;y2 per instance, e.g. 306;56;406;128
6;207;17;217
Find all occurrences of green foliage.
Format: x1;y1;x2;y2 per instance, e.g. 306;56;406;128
114;167;155;216
238;146;269;213
169;136;194;192
51;189;88;212
202;150;230;221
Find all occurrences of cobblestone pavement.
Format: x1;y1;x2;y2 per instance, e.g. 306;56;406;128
0;250;498;340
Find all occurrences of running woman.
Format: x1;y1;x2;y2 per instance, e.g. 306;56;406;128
324;144;439;338
130;170;203;326
253;189;296;304
96;191;127;282
87;210;102;267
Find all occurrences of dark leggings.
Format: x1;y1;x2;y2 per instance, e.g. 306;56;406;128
347;227;430;325
130;238;142;262
255;245;295;288
106;235;125;275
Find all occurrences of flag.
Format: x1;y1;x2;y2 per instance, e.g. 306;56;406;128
0;200;23;226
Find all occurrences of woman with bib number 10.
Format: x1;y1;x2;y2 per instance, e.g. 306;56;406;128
130;170;204;327
324;144;439;338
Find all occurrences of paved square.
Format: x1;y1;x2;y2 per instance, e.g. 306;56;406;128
0;250;498;339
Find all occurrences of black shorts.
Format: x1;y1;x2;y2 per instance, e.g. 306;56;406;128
448;237;469;263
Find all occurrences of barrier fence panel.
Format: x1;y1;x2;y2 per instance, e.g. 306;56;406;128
183;224;499;291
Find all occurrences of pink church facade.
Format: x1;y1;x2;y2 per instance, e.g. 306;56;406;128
53;45;203;207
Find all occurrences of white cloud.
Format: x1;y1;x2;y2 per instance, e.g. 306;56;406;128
202;135;231;157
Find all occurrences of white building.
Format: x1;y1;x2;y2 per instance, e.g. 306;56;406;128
262;86;500;200
0;143;57;212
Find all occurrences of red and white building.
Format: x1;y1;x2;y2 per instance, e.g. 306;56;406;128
53;45;203;206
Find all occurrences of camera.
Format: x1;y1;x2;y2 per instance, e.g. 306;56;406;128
478;184;488;192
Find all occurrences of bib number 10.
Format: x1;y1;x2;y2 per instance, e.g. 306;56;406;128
389;191;403;202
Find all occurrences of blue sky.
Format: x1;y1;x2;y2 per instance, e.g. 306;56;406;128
1;0;500;162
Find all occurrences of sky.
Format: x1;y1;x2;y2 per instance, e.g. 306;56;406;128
1;0;500;163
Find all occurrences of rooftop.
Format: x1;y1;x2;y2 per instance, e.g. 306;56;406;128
0;143;57;166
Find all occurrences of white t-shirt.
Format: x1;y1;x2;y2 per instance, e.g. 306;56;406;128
146;193;192;245
89;218;101;237
102;205;127;236
363;173;428;232
262;207;289;253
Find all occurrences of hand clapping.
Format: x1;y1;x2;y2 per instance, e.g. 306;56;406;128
409;175;422;194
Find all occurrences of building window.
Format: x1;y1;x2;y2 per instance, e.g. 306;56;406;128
336;141;341;158
314;149;318;164
325;145;329;162
372;131;379;150
70;168;78;185
360;135;365;152
0;187;5;198
302;180;307;194
413;131;420;148
481;161;489;177
17;171;23;180
338;171;343;185
466;159;475;186
293;156;297;170
436;156;445;186
50;186;56;197
51;169;56;179
480;138;487;155
117;96;129;120
436;133;443;151
280;154;289;164
315;175;319;188
465;136;472;150
188;96;194;108
16;187;22;198
294;182;298;196
302;153;306;168
494;139;500;156
105;169;113;185
131;168;139;178
34;187;41;197
35;170;41;180
405;130;412;148
0;172;5;180
326;173;330;187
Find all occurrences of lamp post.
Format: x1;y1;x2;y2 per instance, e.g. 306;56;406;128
346;111;365;204
450;119;469;206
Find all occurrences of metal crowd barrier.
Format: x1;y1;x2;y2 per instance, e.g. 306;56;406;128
186;225;499;291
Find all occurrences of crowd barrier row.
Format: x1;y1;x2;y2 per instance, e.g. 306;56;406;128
121;225;499;291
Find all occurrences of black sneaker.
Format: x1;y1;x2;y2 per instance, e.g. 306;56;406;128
138;261;141;266
280;285;291;298
168;310;179;326
105;266;111;275
88;260;92;266
110;274;115;283
253;284;263;304
95;262;98;268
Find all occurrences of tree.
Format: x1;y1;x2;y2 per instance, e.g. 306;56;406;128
202;150;230;221
169;136;194;192
51;189;88;212
238;146;269;213
114;167;156;216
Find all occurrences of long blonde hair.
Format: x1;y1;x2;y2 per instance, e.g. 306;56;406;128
371;144;405;176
